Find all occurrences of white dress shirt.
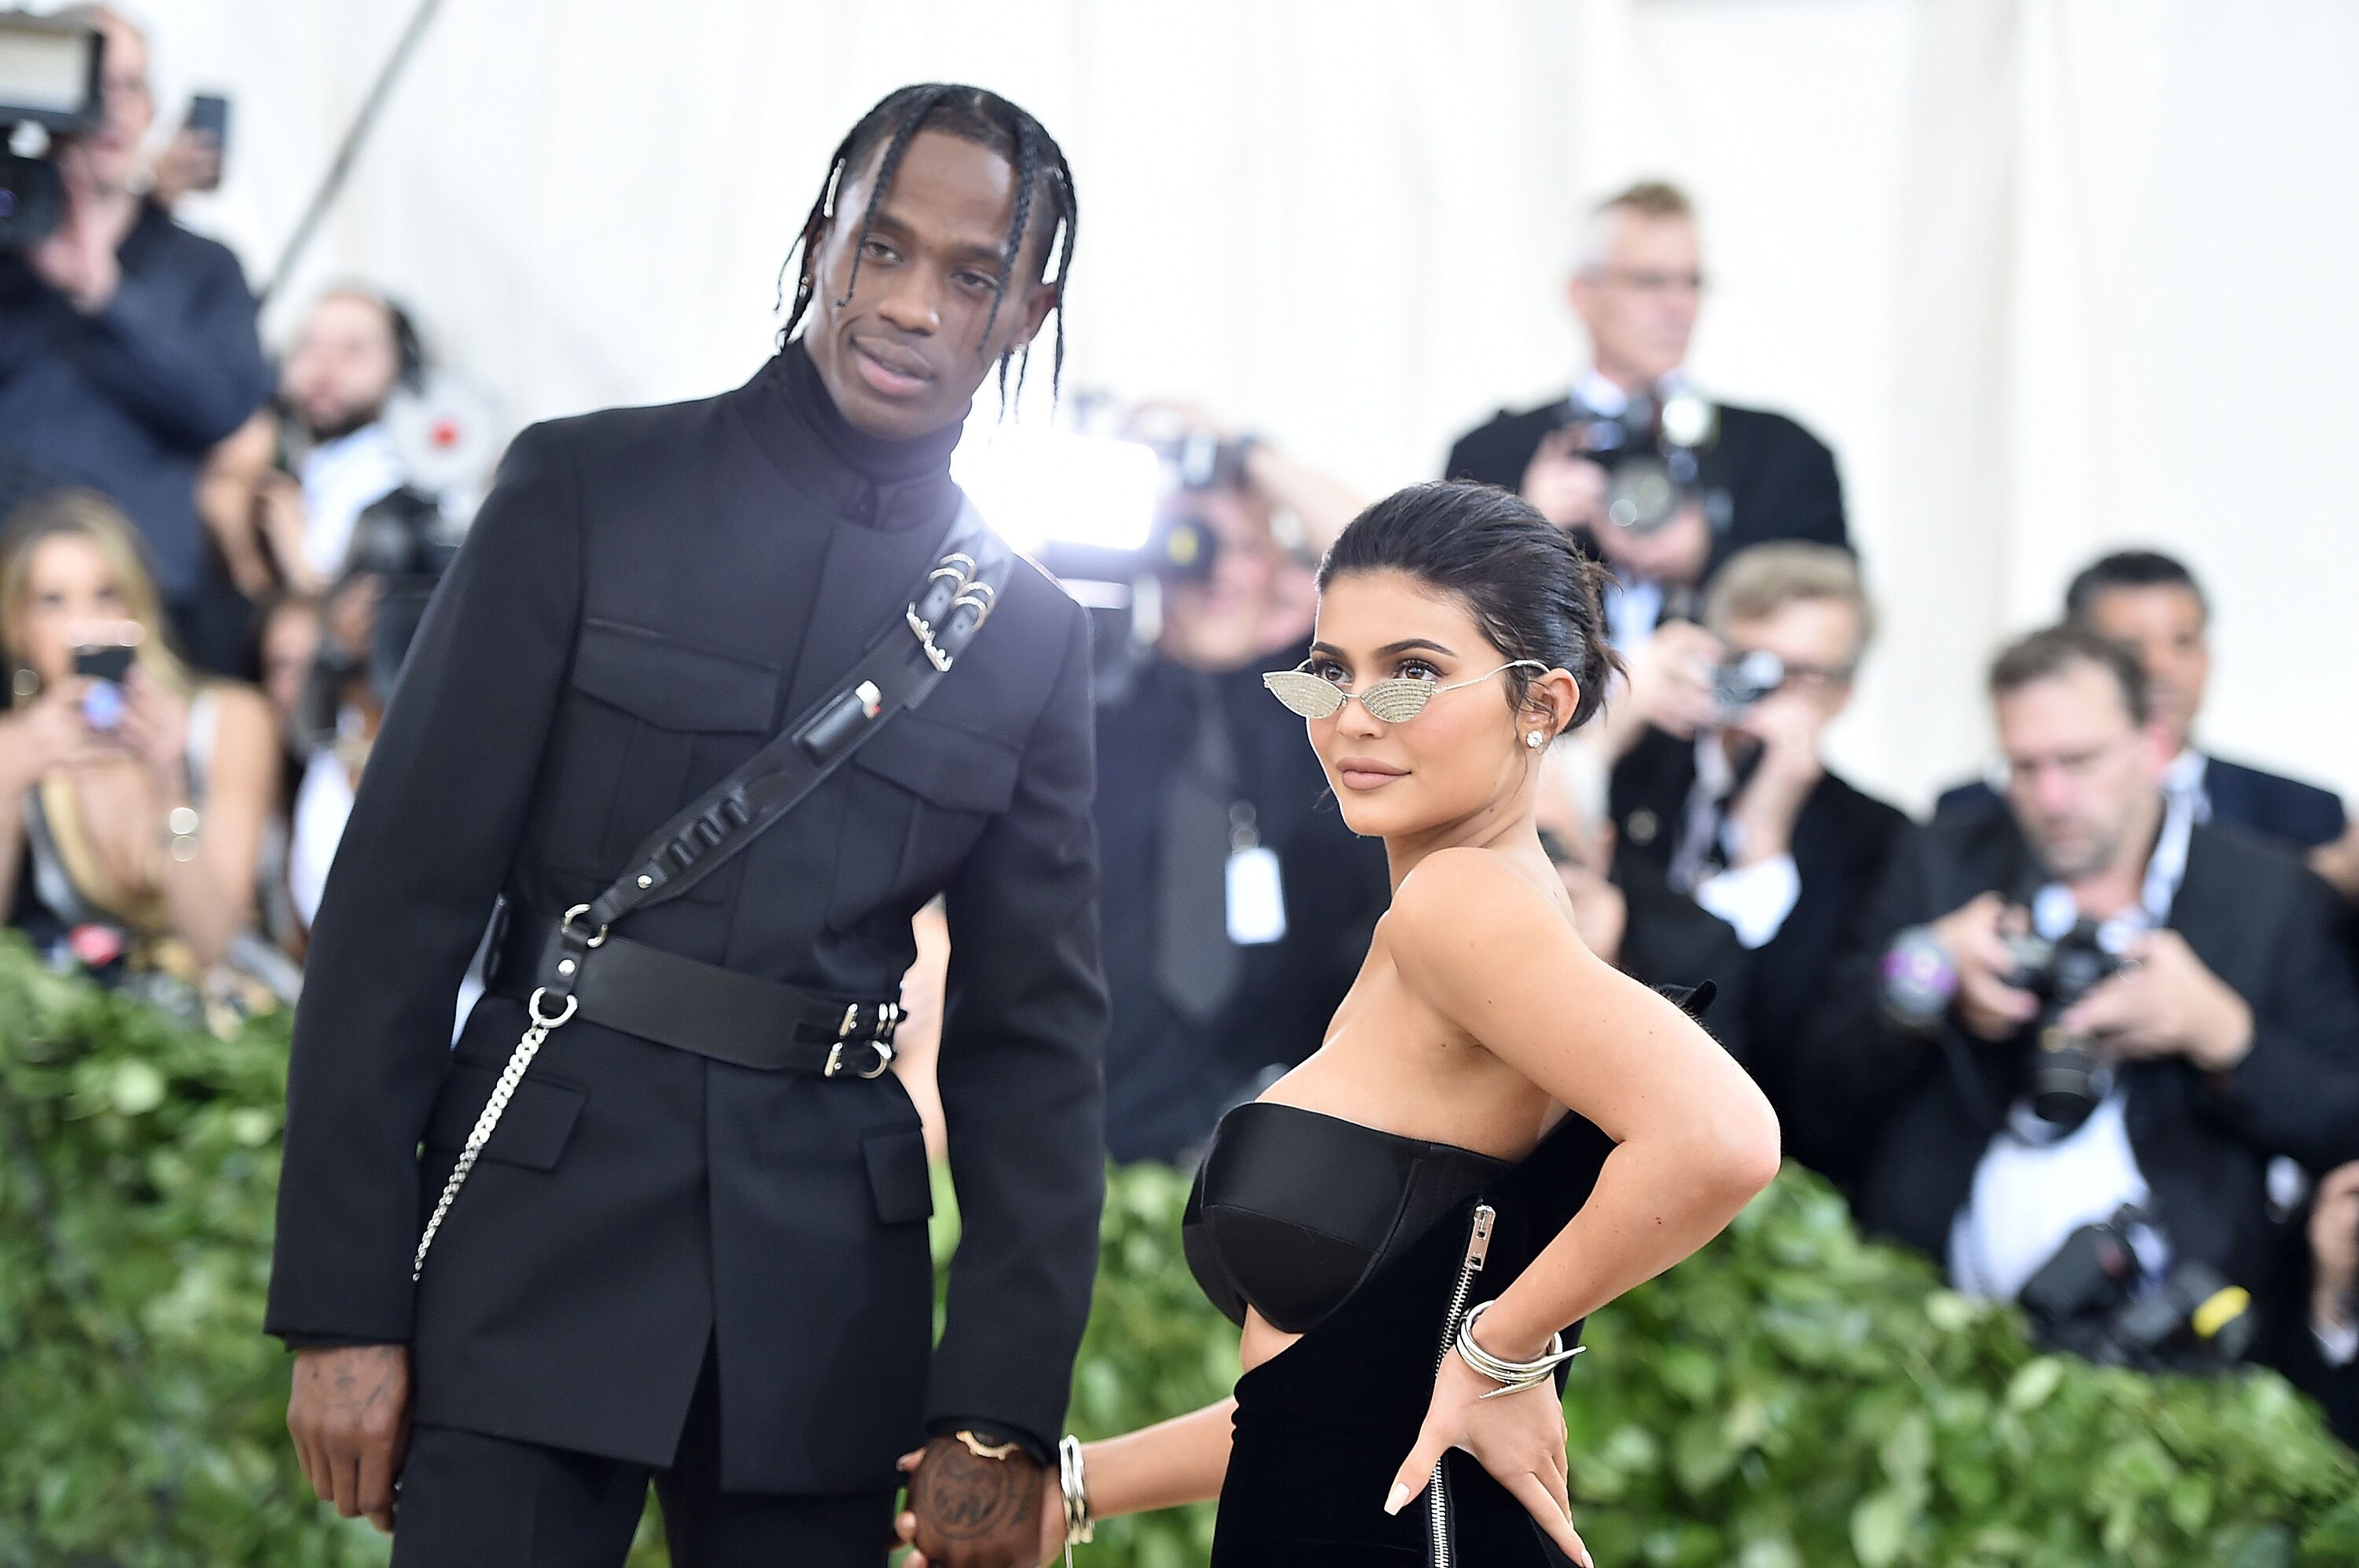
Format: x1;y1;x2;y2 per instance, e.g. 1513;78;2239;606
298;422;405;580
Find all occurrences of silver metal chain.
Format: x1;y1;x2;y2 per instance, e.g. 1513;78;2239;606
411;987;576;1280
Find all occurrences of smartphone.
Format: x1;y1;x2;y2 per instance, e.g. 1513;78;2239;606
72;642;135;730
185;94;230;190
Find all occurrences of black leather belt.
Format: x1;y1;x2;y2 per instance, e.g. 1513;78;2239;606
486;909;902;1078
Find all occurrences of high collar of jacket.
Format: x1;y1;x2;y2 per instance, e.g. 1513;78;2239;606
731;338;963;532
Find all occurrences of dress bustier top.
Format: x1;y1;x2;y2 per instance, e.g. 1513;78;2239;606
1182;1101;1515;1334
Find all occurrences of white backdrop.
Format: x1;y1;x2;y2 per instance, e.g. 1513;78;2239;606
138;0;2359;810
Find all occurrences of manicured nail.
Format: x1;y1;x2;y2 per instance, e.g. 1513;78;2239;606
1384;1483;1408;1515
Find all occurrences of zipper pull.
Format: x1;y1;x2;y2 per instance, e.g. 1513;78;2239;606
1462;1202;1496;1272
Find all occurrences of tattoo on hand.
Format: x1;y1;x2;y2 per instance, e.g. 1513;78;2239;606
915;1442;1032;1542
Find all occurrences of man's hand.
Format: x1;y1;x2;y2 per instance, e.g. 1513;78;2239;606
2060;929;2254;1073
1621;620;1722;739
1592;501;1713;589
149;127;223;209
24;145;129;314
1519;429;1606;531
1724;691;1827;867
1929;893;2039;1042
2309;1161;2359;1333
900;1433;1051;1568
287;1343;410;1535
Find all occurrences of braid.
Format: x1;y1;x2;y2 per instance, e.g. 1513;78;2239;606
836;84;956;310
776;83;1082;407
990;111;1040;405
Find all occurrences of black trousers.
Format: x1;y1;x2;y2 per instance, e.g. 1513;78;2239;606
389;1345;895;1568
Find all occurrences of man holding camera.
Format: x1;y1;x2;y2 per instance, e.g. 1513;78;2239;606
1089;432;1389;1161
1444;181;1848;652
0;6;272;671
1797;626;2359;1367
1938;550;2354;896
1598;543;1906;1178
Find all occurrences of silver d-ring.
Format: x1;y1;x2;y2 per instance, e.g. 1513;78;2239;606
561;902;609;948
528;988;580;1029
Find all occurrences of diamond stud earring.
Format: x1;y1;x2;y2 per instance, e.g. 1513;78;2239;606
1525;730;1545;749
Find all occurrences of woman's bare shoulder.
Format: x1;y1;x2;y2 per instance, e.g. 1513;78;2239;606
1388;846;1567;955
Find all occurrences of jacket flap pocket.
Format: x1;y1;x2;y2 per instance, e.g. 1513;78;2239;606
863;1126;935;1224
570;620;778;732
423;1058;587;1171
850;716;1021;813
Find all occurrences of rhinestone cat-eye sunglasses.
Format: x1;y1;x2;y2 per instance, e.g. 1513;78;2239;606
1260;660;1547;725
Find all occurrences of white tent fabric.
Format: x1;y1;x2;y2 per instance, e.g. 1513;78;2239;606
142;0;2359;809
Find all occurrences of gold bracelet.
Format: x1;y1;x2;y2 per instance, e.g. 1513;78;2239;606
954;1429;1019;1462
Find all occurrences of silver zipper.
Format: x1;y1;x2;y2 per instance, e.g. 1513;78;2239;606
1429;1202;1495;1568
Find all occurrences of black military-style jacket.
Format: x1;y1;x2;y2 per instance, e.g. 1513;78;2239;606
266;344;1108;1493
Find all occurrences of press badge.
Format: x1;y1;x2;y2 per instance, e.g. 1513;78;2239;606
1226;846;1286;944
1223;803;1286;944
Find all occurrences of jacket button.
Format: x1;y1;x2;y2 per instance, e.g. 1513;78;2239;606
1627;808;1659;845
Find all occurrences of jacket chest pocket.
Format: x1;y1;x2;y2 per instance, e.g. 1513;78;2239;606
826;713;1021;931
533;619;780;904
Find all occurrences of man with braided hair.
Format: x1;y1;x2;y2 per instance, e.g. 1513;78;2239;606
267;85;1105;1568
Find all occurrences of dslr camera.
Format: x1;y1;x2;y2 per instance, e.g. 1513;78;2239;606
294;487;468;752
2019;1205;2255;1372
1555;388;1723;536
2001;918;2127;1128
0;11;101;250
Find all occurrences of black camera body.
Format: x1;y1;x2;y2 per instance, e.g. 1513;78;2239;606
0;12;104;251
1556;389;1722;536
295;487;467;751
2018;1205;2255;1371
2001;917;2127;1128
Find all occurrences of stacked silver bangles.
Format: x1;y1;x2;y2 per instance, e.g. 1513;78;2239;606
1057;1434;1094;1557
1455;1301;1585;1399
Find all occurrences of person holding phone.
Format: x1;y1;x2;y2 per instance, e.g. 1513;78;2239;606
0;488;282;1025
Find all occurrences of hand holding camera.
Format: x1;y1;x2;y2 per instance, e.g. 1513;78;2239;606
1518;425;1609;531
0;679;106;794
1923;893;2041;1042
2057;928;2254;1074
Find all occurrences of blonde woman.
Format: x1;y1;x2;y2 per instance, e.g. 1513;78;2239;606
0;489;283;1021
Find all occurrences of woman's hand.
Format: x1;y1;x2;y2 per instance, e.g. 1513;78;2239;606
116;668;192;789
1386;1347;1592;1568
0;683;106;792
893;1448;1065;1568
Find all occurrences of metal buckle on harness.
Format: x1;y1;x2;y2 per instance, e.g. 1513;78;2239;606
822;1001;901;1079
905;605;956;673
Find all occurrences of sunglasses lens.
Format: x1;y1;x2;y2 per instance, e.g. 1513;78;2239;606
1360;679;1433;724
1264;672;1342;719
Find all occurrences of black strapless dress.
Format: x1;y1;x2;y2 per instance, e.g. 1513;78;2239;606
1184;1100;1616;1567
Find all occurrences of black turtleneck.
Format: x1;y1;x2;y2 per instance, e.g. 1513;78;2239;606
731;339;964;535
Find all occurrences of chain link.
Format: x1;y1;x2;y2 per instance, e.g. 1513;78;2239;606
411;991;574;1280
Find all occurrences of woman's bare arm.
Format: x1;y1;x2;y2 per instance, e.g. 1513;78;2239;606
1079;1396;1236;1519
1389;847;1782;1359
154;685;277;966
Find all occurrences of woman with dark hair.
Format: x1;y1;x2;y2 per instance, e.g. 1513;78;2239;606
905;480;1779;1566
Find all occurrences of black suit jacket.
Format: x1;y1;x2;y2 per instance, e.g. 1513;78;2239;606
1612;841;1754;1064
1091;653;1392;1163
1938;753;2347;853
1791;800;2359;1301
1444;395;1849;580
1609;727;1909;1178
266;351;1109;1493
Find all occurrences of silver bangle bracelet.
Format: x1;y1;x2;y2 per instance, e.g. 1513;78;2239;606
1455;1300;1585;1399
1057;1434;1093;1555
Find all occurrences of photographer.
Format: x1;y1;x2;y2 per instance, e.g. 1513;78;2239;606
1600;543;1907;1180
1795;626;2359;1370
1939;550;2353;896
1090;434;1390;1163
201;285;425;599
1444;181;1848;652
2261;1161;2359;1445
0;488;285;1031
0;6;274;673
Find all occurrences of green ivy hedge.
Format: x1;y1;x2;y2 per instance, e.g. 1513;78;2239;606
2;940;2354;1568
